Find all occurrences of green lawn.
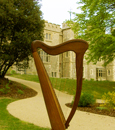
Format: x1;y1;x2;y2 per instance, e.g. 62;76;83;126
0;98;49;130
10;74;115;99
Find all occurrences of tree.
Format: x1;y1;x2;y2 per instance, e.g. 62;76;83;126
0;0;44;78
67;0;115;66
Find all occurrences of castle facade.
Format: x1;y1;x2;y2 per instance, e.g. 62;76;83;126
16;21;115;81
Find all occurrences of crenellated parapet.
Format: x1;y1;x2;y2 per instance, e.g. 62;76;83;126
45;21;61;32
62;23;70;30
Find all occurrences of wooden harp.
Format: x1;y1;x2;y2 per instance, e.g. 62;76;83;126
31;39;88;130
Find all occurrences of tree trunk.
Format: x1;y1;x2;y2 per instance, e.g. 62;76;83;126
0;61;14;78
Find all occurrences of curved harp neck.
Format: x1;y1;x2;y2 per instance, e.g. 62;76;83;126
31;39;88;130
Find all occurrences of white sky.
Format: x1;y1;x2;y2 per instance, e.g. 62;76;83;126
40;0;81;26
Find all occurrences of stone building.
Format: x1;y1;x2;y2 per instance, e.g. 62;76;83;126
83;59;115;81
15;21;115;81
25;21;61;78
60;23;115;81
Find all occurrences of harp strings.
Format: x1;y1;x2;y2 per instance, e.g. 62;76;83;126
38;49;77;120
40;51;68;118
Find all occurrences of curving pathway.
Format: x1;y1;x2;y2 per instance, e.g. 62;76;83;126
6;76;115;130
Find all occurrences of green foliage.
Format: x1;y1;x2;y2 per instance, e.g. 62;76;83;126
96;106;107;110
72;92;95;107
10;70;16;75
66;0;115;66
17;89;24;94
0;80;11;94
0;0;45;78
90;78;94;81
101;91;115;110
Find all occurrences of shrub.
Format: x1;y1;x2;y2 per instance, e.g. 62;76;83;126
101;91;115;110
10;70;16;75
17;89;24;94
0;80;11;94
78;92;95;107
90;78;94;81
72;92;95;107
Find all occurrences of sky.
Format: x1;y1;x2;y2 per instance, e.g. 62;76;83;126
40;0;81;26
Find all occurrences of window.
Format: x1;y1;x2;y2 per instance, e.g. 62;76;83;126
39;50;50;62
96;68;106;79
99;69;103;77
45;33;51;40
49;34;51;40
52;72;57;77
90;69;93;75
46;33;48;39
107;69;111;76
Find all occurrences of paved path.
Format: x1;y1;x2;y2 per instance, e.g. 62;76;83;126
6;76;115;130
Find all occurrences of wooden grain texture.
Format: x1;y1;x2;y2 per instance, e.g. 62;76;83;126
31;39;88;130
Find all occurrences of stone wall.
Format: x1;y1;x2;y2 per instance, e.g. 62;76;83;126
13;21;115;81
60;23;75;78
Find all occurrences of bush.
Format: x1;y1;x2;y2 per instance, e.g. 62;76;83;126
90;78;94;81
17;89;24;94
101;91;115;110
78;92;95;107
10;70;16;75
72;92;95;107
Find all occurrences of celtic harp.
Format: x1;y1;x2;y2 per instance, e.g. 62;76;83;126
31;39;88;130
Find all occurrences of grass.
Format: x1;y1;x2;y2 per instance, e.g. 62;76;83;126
10;74;115;99
0;98;49;130
9;74;40;83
